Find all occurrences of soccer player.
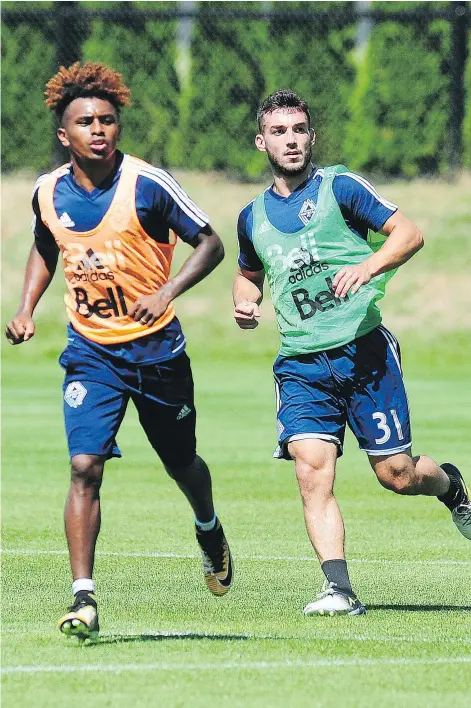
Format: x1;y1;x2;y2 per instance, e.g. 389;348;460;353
233;89;470;616
5;62;233;640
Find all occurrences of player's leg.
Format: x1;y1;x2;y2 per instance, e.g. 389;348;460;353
274;353;366;616
289;438;344;561
59;453;105;641
65;454;105;583
369;453;471;539
166;455;233;596
132;352;232;595
369;451;448;496
59;371;129;639
349;325;471;540
288;438;365;616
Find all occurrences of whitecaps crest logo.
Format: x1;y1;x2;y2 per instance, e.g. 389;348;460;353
64;381;87;408
298;199;316;225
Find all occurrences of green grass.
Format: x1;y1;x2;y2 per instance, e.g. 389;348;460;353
2;354;471;707
2;173;471;706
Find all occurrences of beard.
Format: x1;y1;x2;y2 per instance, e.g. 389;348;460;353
266;143;312;177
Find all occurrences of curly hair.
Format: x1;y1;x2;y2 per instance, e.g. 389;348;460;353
44;62;131;120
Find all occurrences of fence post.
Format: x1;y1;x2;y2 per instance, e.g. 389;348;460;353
449;0;468;173
54;1;83;164
55;1;82;69
355;1;373;62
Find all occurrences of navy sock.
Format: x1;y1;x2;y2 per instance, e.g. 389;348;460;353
321;559;355;597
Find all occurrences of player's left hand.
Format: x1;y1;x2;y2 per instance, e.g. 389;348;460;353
332;262;372;298
129;290;172;326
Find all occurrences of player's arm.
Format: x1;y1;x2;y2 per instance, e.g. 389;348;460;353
233;267;265;329
5;243;58;345
331;174;423;298
232;205;265;329
129;172;224;325
130;225;224;325
333;210;423;298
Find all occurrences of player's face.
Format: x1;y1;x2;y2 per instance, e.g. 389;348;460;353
58;97;120;162
255;109;315;177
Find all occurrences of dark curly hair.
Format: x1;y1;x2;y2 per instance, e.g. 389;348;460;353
44;62;131;121
257;89;311;131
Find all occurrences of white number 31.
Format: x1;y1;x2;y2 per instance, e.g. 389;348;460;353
372;410;404;445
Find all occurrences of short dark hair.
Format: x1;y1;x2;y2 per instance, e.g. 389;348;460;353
44;62;131;121
257;89;311;131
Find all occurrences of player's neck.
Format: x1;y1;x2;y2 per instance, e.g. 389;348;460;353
70;152;118;192
272;166;312;198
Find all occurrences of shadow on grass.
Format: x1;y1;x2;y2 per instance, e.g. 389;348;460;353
368;604;471;612
89;631;264;646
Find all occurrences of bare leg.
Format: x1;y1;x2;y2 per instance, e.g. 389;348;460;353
289;439;344;562
370;451;450;496
165;454;215;522
64;454;105;580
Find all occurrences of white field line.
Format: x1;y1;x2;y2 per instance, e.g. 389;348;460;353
2;656;471;675
2;628;471;646
1;548;470;566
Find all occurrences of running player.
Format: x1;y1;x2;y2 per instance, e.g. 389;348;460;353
233;89;470;616
5;62;233;640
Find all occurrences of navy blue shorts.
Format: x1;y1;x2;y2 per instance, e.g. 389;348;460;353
273;325;411;460
60;343;196;468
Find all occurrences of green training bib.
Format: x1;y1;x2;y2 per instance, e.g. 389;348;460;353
252;165;394;356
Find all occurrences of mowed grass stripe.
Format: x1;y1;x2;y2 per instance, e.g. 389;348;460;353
3;656;471;675
2;548;470;565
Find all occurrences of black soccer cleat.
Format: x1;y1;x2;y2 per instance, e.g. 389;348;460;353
58;591;100;641
196;519;233;596
441;463;471;540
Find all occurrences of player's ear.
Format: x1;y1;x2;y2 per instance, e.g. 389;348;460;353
57;127;70;149
255;133;266;153
310;129;316;146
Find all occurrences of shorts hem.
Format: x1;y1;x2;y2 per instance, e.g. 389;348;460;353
69;449;122;460
274;433;343;461
362;443;412;456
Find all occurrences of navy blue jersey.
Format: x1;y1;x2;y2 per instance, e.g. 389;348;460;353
32;151;209;363
238;167;397;272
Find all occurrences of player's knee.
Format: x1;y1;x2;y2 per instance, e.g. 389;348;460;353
163;451;198;480
374;455;416;495
294;457;335;500
70;454;104;489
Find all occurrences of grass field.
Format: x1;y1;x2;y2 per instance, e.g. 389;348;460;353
2;172;471;707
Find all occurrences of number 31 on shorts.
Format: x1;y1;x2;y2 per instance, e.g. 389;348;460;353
372;409;404;445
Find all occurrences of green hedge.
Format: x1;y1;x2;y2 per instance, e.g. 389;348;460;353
1;1;469;177
344;3;451;177
265;2;356;170
179;2;269;178
1;3;55;173
82;4;179;167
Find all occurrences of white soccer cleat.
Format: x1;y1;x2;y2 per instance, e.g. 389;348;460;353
303;581;367;617
452;504;471;540
441;463;471;540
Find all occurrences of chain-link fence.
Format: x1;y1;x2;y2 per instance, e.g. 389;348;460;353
2;1;470;177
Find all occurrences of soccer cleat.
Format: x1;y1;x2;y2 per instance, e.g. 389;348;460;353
58;591;99;641
441;463;471;540
303;581;367;617
195;519;233;596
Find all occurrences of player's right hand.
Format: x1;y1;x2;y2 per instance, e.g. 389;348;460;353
5;313;35;345
234;301;261;329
